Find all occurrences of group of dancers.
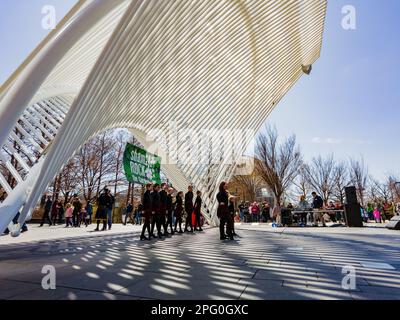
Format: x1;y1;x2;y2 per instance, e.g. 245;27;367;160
140;181;237;241
140;183;203;240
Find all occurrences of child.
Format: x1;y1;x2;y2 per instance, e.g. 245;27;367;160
373;207;382;223
65;203;74;227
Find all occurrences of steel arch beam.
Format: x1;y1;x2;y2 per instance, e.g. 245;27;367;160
0;0;327;235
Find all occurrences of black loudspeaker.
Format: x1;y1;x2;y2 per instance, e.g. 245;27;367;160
386;216;400;230
345;203;363;227
345;186;358;204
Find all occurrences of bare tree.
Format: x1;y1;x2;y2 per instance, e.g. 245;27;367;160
76;131;123;201
371;178;391;203
231;172;263;203
303;155;337;205
57;159;81;205
388;175;400;203
255;126;302;206
332;161;349;204
349;157;369;206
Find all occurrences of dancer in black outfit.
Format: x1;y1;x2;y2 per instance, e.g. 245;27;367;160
150;184;162;238
159;183;169;235
166;187;175;235
216;181;233;240
174;192;184;233
140;183;153;240
194;190;203;231
184;185;194;232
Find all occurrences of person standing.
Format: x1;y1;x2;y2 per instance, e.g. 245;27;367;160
72;194;82;228
105;189;115;230
184;185;194;233
228;196;236;236
174;191;184;233
261;202;270;223
216;182;233;240
159;183;169;235
311;191;324;227
193;190;203;231
272;203;282;226
149;184;162;238
72;195;82;227
50;198;60;225
94;190;112;231
123;201;134;225
135;203;143;225
39;196;53;227
238;201;245;222
373;206;382;223
298;195;310;226
57;199;65;225
140;183;153;240
64;203;74;227
166;188;175;234
85;201;93;227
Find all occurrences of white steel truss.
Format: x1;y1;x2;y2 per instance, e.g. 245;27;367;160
0;0;327;235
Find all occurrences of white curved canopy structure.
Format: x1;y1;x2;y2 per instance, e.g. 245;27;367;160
0;0;327;234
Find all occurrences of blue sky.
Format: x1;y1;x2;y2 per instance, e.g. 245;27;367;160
0;0;399;180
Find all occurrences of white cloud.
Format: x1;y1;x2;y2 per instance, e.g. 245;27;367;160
311;137;342;144
311;137;370;145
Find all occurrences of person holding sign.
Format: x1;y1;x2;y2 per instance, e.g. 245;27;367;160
140;183;153;240
184;186;194;233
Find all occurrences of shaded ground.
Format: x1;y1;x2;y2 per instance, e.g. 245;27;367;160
1;224;400;300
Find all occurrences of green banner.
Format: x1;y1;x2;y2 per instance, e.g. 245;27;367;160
123;143;162;185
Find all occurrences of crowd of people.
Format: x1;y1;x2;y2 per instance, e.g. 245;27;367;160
6;183;400;237
38;189;110;230
362;202;399;223
234;192;400;227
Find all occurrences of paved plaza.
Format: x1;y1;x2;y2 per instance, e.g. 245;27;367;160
1;224;400;300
